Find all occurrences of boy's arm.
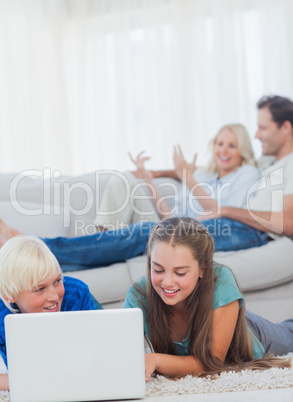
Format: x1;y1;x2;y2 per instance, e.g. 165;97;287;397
80;286;103;310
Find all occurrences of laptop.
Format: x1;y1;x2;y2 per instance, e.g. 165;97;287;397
5;308;145;402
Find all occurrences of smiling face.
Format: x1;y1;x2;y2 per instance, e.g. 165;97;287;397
150;242;203;311
10;272;65;313
255;107;285;159
214;128;243;178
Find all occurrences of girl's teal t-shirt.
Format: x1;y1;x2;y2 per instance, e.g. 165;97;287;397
123;264;264;359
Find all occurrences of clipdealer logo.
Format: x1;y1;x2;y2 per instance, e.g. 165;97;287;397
246;167;284;234
8;169;236;235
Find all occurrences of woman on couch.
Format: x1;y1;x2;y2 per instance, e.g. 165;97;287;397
95;123;259;227
0;124;268;271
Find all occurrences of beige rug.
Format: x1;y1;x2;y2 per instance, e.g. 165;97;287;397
146;353;293;397
0;354;292;400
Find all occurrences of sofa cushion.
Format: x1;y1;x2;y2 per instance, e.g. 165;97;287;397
66;262;132;305
213;237;293;291
126;237;293;293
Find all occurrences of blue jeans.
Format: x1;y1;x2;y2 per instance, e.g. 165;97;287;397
43;221;156;272
43;219;269;272
246;310;293;356
201;218;270;252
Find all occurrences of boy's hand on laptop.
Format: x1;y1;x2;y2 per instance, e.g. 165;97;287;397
0;374;9;391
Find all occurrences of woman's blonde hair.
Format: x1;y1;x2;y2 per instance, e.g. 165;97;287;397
137;217;290;375
0;235;62;312
207;124;256;174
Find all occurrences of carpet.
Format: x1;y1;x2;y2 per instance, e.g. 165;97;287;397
0;354;292;400
146;353;293;397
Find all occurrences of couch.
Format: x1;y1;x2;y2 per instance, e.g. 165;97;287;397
0;170;292;323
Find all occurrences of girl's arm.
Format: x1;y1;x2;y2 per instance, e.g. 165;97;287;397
129;152;173;219
145;300;239;381
0;374;9;391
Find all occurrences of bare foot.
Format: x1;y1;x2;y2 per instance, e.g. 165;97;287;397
0;219;22;245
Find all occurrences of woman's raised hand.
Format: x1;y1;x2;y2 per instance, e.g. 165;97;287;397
129;151;153;181
173;145;197;181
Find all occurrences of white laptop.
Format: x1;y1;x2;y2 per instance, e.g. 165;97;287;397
5;308;145;402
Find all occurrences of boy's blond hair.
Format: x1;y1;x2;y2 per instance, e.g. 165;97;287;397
0;235;61;312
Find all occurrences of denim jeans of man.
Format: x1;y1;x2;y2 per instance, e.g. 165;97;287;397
201;218;270;251
43;218;270;272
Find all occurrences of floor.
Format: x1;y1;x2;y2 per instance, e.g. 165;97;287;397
122;388;293;402
1;385;292;401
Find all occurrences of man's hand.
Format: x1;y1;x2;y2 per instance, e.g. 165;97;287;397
173;145;197;181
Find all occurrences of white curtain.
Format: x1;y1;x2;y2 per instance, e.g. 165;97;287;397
0;0;293;175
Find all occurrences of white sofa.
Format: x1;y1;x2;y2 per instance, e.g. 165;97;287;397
1;171;293;323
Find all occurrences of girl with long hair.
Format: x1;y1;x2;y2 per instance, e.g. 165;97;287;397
123;217;292;381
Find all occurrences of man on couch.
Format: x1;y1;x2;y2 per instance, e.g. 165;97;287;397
197;94;293;248
127;94;293;251
0;95;293;270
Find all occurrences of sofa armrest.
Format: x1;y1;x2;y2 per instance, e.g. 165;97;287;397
0;201;73;238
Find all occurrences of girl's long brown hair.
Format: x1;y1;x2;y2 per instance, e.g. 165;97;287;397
143;217;291;375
